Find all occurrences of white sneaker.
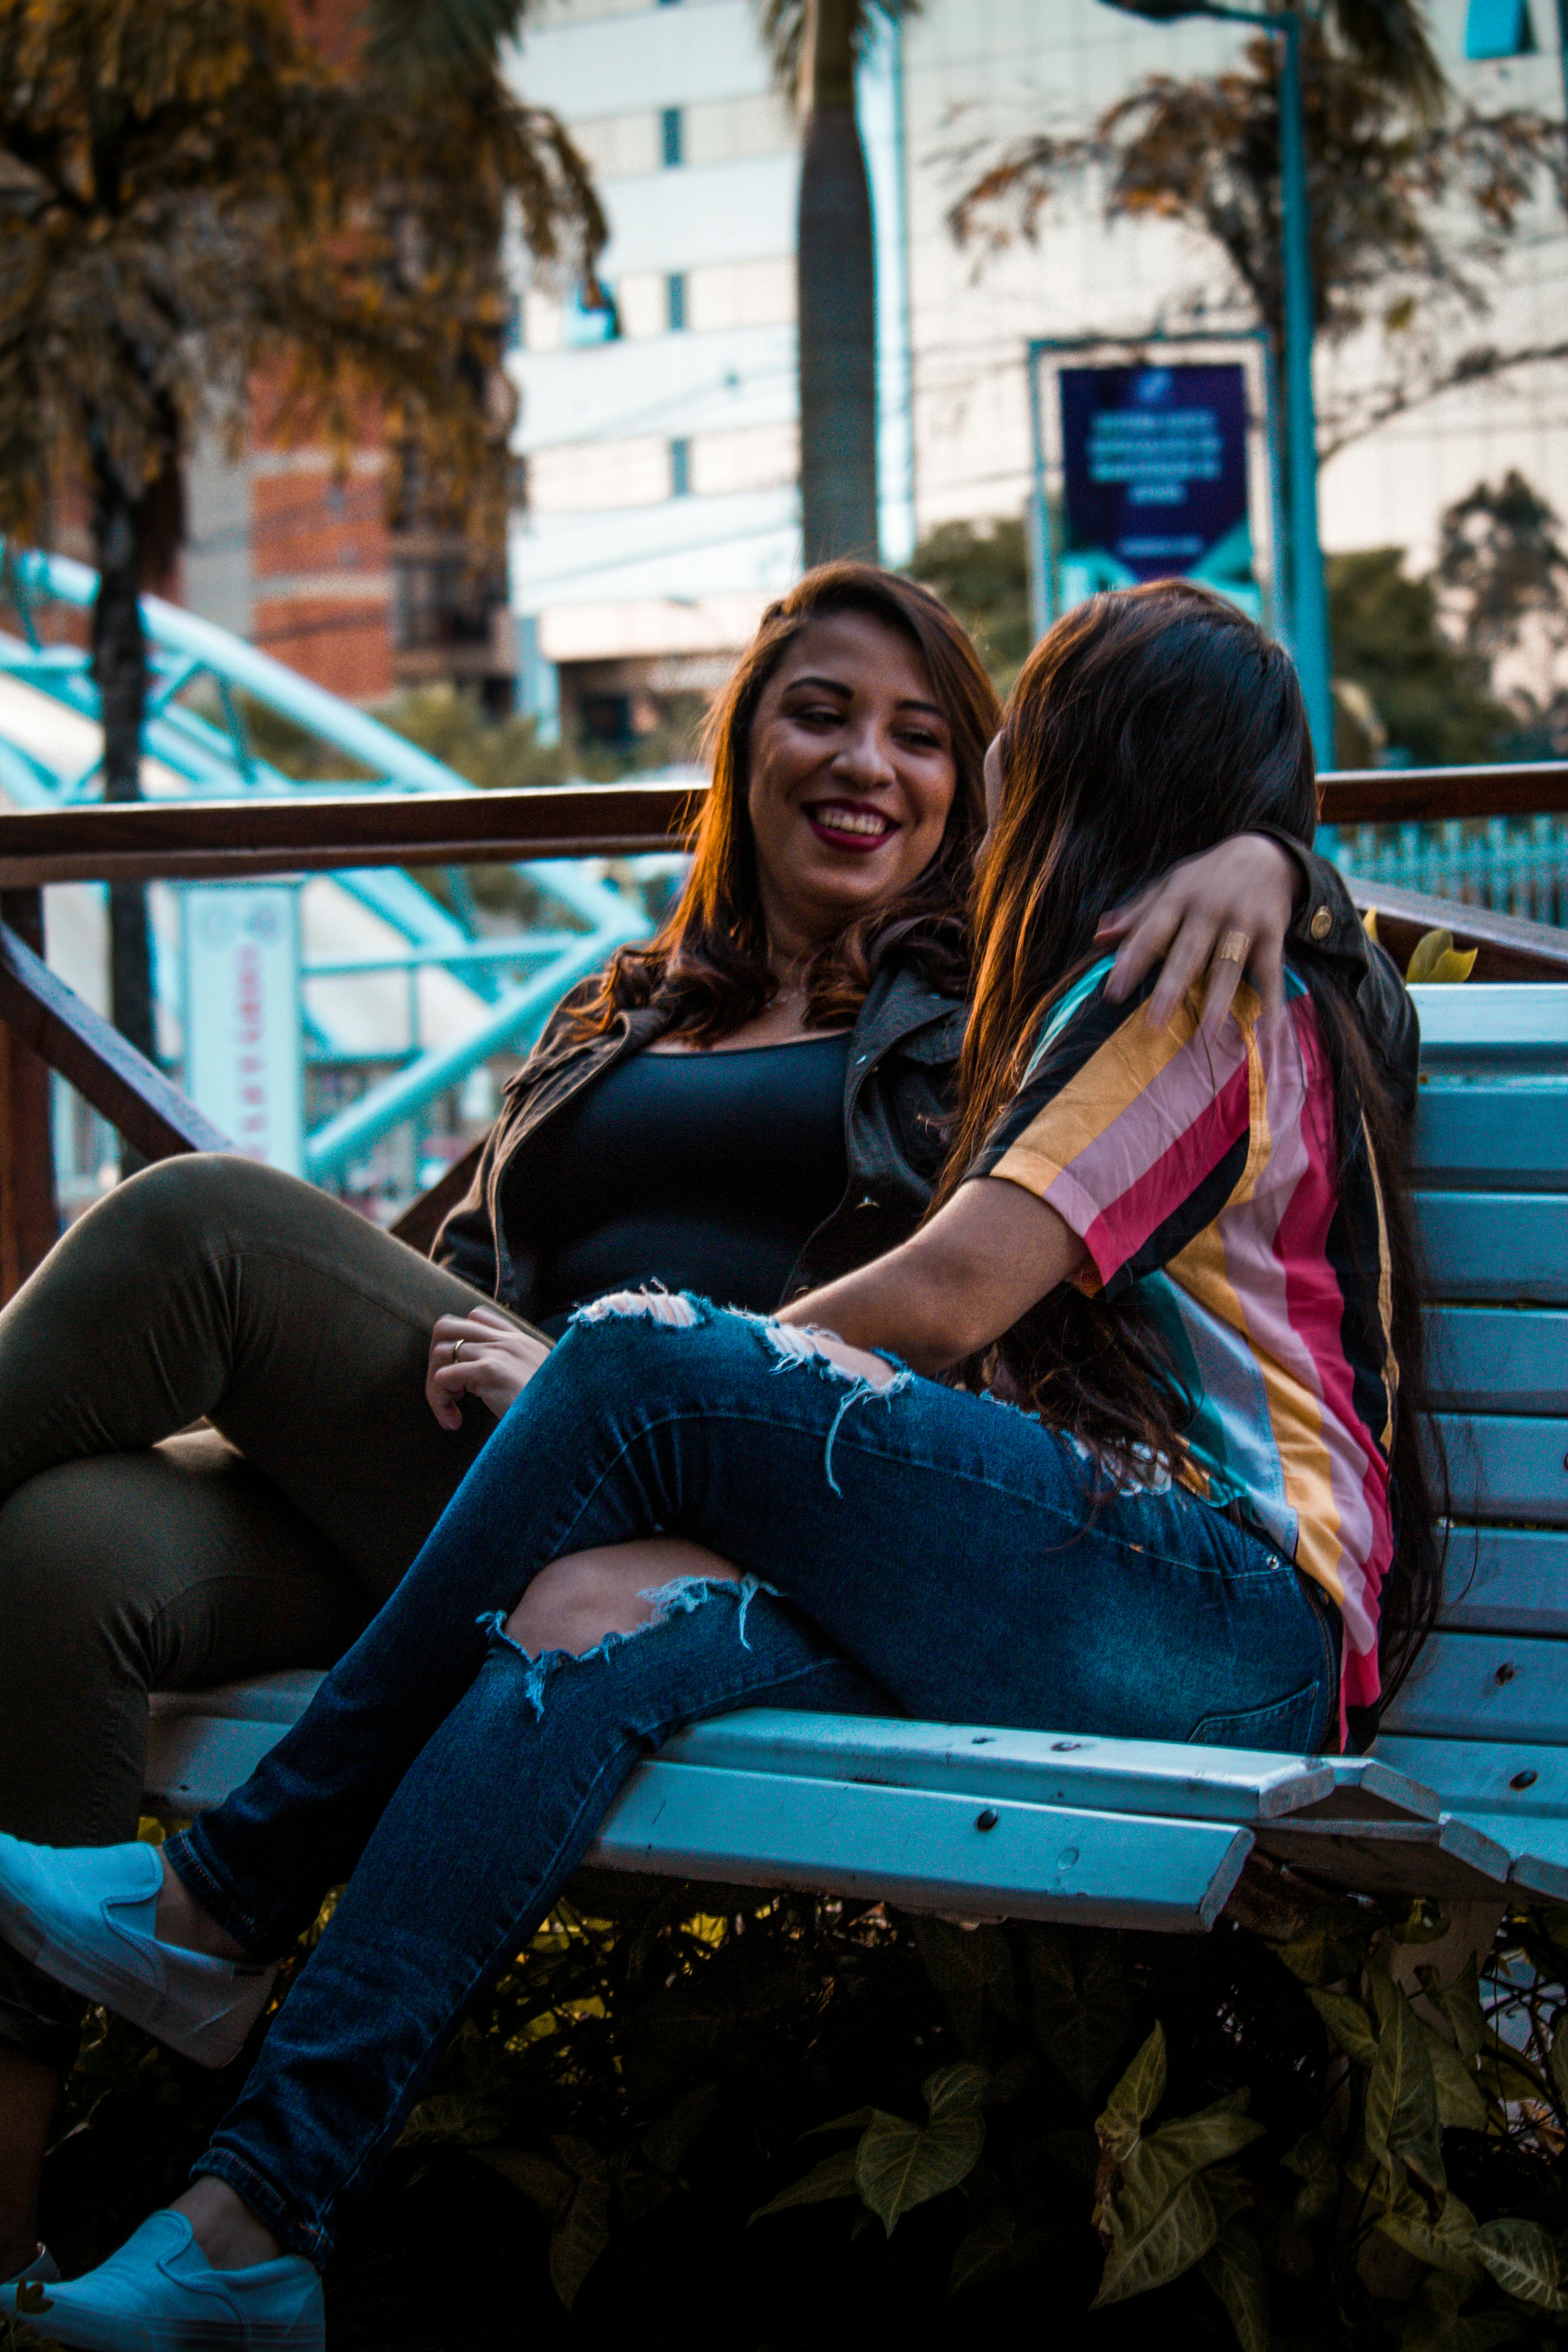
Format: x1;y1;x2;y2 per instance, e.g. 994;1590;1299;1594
0;1834;275;2069
0;2210;324;2349
1;2244;60;2288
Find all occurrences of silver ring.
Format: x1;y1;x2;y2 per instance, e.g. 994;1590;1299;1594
451;1337;465;1361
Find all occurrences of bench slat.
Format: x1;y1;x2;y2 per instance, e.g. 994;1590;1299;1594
664;1711;1334;1823
587;1759;1254;1931
1408;984;1568;1065
1426;1308;1568;1414
1414;1085;1568;1192
1374;1735;1568;1818
1382;1631;1568;1744
147;1712;293;1815
1445;1813;1568;1901
1438;1527;1568;1636
1437;1412;1568;1522
1416;1194;1568;1303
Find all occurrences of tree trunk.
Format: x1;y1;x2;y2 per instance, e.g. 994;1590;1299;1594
797;0;878;567
91;453;157;1172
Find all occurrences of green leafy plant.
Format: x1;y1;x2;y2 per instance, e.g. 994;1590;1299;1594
38;1847;1568;2349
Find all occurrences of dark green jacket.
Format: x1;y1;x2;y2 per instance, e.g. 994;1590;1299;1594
433;845;1415;1312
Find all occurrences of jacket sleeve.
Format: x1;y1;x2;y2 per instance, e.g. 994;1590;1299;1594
428;980;603;1299
1262;830;1420;1121
430;1121;503;1296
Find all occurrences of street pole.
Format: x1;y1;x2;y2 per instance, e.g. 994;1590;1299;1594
1273;10;1335;767
1101;0;1336;764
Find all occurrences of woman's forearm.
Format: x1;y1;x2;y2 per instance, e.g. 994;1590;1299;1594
777;1177;1088;1375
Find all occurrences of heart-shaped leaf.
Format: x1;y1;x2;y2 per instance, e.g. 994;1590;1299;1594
924;2061;990;2120
1096;2169;1228;2306
1378;2187;1481;2283
1096;2022;1166;2165
1473;2217;1568;2312
1283;2130;1339;2226
854;2102;986;2237
1418;1955;1486;2069
1549;2014;1568;2114
476;2147;575;2219
1200;2217;1271;2352
749;2145;861;2225
949;2201;1026;2297
1309;1987;1378;2068
1365;1971;1444;2195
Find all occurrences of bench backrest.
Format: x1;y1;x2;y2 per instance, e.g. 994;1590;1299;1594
1378;984;1568;1815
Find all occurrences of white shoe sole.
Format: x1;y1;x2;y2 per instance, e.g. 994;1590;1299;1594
4;2291;323;2350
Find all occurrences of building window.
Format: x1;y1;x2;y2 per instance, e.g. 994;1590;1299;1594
670;438;691;498
666;273;686;332
661;108;683;167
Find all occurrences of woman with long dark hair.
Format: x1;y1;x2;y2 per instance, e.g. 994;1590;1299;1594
0;582;1424;2346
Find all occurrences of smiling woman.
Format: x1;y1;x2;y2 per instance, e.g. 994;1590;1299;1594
0;565;1384;2319
543;564;993;1062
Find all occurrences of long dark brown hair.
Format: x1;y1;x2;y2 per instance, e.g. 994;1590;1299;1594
562;564;1000;1047
939;579;1440;1704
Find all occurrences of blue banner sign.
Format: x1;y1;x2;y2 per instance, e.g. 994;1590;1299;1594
1057;363;1258;616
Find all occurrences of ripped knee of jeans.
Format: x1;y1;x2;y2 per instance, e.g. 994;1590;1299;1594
479;1570;774;1719
744;1316;912;1497
572;1287;706;1330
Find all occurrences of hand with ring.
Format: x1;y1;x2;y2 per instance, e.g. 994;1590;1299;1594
1096;832;1297;1032
426;1306;549;1430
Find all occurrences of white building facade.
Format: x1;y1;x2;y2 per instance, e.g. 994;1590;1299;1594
505;0;1568;737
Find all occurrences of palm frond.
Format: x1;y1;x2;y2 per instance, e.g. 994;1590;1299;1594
1324;0;1450;119
362;0;533;76
757;0;921;107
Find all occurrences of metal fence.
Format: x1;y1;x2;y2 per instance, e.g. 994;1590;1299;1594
1332;817;1568;929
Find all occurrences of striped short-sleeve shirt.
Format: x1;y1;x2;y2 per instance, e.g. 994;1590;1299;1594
970;957;1398;1738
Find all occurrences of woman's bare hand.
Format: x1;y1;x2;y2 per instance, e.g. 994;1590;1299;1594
1097;832;1299;1031
426;1305;550;1430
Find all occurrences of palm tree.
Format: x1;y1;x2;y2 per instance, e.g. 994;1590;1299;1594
760;1;918;567
0;0;600;1069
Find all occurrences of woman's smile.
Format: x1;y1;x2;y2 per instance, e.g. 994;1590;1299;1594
802;796;899;853
745;608;959;951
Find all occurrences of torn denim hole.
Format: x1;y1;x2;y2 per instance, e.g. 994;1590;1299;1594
572;1286;705;1329
477;1571;774;1720
743;1315;913;1498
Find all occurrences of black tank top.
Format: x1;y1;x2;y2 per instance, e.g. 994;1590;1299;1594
529;1032;853;1335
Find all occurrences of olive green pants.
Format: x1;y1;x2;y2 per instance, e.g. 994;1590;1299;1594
0;1153;520;2069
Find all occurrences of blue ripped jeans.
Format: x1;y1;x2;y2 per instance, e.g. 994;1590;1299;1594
169;1298;1338;2263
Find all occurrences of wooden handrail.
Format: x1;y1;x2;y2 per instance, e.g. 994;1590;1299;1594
0;760;1563;886
0;915;230;1163
0;781;700;887
1319;760;1568;828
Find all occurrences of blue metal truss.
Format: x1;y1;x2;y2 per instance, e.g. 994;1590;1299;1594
0;546;656;1181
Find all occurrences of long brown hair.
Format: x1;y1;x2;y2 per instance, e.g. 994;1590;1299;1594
562;564;1000;1047
939;579;1441;1705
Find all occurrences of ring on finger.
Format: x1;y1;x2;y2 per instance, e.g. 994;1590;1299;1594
451;1337;465;1362
1215;929;1252;968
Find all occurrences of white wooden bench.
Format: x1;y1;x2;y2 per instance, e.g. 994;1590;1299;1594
145;984;1568;1933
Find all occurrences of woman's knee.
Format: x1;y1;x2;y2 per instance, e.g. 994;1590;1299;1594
505;1540;740;1657
83;1150;295;1259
